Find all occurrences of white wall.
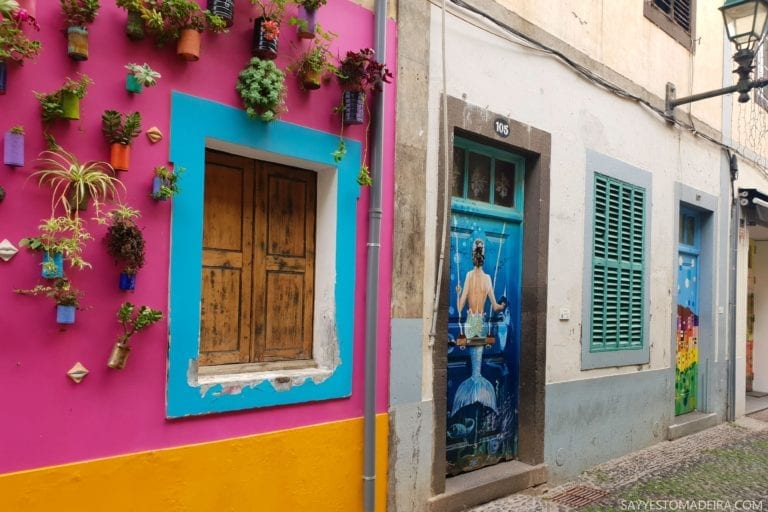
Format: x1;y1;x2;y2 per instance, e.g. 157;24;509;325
752;241;768;392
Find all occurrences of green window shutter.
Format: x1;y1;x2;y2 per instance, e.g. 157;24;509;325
590;174;645;352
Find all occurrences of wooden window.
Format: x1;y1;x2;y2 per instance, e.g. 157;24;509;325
589;173;646;353
644;0;696;52
199;150;317;367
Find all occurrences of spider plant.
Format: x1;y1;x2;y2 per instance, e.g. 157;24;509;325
31;148;124;216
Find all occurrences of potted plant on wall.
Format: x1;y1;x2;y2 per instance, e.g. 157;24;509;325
101;110;141;171
32;147;123;215
288;24;334;90
151;165;181;200
207;0;233;28
250;0;287;59
60;0;100;61
35;74;93;122
103;205;145;291
124;62;160;93
107;301;162;369
236;57;286;122
115;0;145;40
4;124;24;166
290;0;326;39
0;2;41;95
16;277;83;325
20;215;93;277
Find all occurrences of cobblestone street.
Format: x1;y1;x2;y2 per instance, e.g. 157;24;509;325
470;411;768;512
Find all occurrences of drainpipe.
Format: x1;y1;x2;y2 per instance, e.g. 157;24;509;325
727;153;739;422
363;0;387;510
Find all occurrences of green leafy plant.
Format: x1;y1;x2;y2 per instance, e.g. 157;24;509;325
288;24;336;90
16;277;83;307
251;0;288;20
31;147;124;216
103;205;145;276
19;215;93;271
152;165;182;199
118;0;227;47
60;0;99;27
9;125;23;134
295;0;326;10
125;62;160;86
101;110;142;145
115;301;163;345
236;57;286;122
0;5;41;62
34;74;93;124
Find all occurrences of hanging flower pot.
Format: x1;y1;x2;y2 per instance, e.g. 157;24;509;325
119;271;136;291
107;342;130;369
252;17;279;60
0;61;6;96
67;27;89;61
42;252;64;279
126;73;143;94
207;0;234;28
4;129;24;167
342;90;365;125
110;143;131;172
296;6;317;39
125;9;145;40
300;67;322;90
18;0;36;18
60;91;81;120
177;29;201;61
57;304;76;325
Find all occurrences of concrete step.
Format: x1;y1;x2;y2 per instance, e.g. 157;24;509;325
667;411;719;441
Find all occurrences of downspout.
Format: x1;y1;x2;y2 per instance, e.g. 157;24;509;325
727;153;738;422
363;0;387;510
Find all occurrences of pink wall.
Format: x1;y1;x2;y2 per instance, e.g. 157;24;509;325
1;1;395;473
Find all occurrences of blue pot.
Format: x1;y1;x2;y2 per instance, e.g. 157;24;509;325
119;272;136;291
151;176;167;200
56;305;76;324
126;73;142;93
0;61;6;95
42;252;64;279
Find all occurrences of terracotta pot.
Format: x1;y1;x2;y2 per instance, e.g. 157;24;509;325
342;90;365;125
18;0;36;18
4;131;24;167
126;73;142;93
108;342;131;369
252;17;278;60
0;61;6;95
297;6;317;39
56;305;76;325
300;67;322;90
207;0;234;28
67;26;89;61
60;92;80;120
110;143;131;172
125;9;145;40
177;28;201;61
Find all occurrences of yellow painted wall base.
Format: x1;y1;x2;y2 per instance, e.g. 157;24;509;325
0;414;388;512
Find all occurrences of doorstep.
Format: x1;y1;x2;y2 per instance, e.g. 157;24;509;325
428;460;548;512
667;411;719;441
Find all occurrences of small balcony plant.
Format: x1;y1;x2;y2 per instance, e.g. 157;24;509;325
31;147;123;216
124;62;160;93
16;277;83;325
34;73;93;123
0;4;41;94
101;110;141;171
288;24;335;91
20;215;93;277
3;124;24;166
60;0;100;61
103;205;145;291
107;301;163;369
290;0;326;39
236;57;286;122
151;165;182;200
250;0;287;59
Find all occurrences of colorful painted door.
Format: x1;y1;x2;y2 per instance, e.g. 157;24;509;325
447;137;524;476
676;208;700;415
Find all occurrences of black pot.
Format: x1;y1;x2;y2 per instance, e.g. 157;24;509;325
343;91;365;125
252;17;278;60
125;9;145;40
208;0;234;27
0;61;6;96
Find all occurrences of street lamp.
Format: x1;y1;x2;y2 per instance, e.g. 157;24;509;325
665;0;768;119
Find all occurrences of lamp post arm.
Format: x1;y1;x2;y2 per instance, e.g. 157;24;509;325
664;78;768;120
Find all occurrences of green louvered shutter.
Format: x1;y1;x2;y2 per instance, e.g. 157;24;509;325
590;173;646;352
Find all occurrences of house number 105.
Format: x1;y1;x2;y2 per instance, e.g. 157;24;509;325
494;119;510;138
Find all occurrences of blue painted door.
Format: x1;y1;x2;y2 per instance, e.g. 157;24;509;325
447;137;524;476
676;207;700;416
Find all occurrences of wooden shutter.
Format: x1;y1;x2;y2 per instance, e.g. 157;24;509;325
590;174;646;352
253;163;316;362
200;152;255;366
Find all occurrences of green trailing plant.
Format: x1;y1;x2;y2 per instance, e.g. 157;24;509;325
60;0;100;27
31;147;124;217
19;215;93;271
16;277;82;307
118;0;227;47
101;110;142;145
103;205;145;276
236;57;286;122
125;62;160;87
34;74;93;124
115;301;163;344
288;24;336;89
152;165;182;200
0;4;41;63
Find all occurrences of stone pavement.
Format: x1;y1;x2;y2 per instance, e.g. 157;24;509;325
469;411;768;511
